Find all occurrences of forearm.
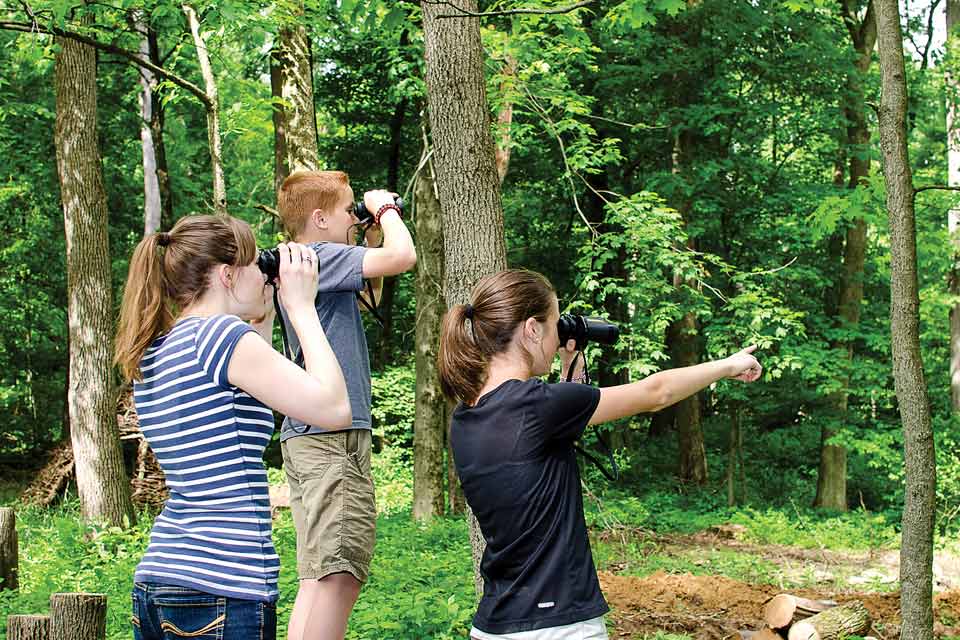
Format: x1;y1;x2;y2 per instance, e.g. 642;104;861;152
379;211;416;265
651;359;733;409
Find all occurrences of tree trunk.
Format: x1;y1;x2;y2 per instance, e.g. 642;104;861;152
670;125;707;485
54;27;136;528
422;0;507;596
49;593;106;640
146;29;173;231
183;4;227;215
0;508;17;591
816;0;877;512
947;0;960;411
275;3;319;173
412;153;447;521
875;2;936;637
270;47;289;201
494;55;515;183
135;12;162;237
6;615;49;640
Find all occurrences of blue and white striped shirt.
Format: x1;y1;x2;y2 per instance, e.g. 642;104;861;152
133;315;279;602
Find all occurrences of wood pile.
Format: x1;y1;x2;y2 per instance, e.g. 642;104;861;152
20;386;167;511
731;593;875;640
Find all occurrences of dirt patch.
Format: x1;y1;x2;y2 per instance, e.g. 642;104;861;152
600;570;960;639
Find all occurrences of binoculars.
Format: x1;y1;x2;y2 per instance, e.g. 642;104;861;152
557;314;619;351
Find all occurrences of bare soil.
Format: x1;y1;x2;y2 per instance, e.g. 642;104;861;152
599;528;960;639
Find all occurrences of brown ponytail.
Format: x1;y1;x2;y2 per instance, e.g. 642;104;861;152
438;269;556;405
114;215;256;381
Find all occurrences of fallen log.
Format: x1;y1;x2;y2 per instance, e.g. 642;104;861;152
786;601;870;640
733;627;784;639
763;594;836;630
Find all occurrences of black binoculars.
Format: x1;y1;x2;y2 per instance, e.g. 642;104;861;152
557;314;619;351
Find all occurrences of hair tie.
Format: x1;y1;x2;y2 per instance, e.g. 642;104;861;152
156;231;171;247
464;303;474;319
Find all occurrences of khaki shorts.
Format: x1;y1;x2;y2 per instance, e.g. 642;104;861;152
281;429;377;583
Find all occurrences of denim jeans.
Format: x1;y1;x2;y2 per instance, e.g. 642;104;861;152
132;582;276;640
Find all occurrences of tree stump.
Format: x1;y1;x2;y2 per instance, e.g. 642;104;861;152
763;594;837;630
786;601;870;640
0;508;18;590
49;593;106;640
6;614;50;640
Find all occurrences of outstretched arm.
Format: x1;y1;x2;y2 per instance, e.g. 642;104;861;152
589;346;762;425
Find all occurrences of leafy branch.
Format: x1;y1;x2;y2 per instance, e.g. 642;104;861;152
422;0;597;19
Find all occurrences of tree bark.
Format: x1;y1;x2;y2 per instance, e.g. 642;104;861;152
54;26;136;528
270;47;289;201
6;615;49;640
147;28;173;231
412;151;447;521
875;1;936;637
183;4;227;215
947;0;960;411
136;12;162;237
0;508;17;591
422;0;507;595
786;601;870;640
49;593;106;640
275;2;319;174
815;0;877;511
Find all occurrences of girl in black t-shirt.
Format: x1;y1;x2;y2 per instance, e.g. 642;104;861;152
438;269;762;640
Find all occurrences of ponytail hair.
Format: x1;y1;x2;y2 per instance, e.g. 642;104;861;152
114;215;256;381
438;269;556;405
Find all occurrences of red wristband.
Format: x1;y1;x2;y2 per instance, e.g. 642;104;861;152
374;203;401;224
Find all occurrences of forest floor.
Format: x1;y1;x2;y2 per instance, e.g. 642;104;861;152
597;526;960;639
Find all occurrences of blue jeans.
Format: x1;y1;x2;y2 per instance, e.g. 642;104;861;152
132;582;276;640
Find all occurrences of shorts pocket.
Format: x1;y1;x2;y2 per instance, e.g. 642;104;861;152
154;594;226;639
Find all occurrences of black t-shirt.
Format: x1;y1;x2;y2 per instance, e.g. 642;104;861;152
451;378;607;634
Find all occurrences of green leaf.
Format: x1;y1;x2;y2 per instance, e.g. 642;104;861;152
382;6;406;31
653;0;687;16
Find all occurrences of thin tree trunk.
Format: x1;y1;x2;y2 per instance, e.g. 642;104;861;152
183;4;226;215
494;55;515;183
947;0;960;411
54;25;136;528
136;12;161;237
423;0;507;595
147;28;173;231
270;46;289;200
412;151;447;521
875;2;936;637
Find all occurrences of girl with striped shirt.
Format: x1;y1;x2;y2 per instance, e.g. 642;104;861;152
115;215;351;640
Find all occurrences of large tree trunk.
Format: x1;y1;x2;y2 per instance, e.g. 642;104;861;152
815;0;877;511
275;3;319;174
875;2;936;637
947;0;960;411
412;152;447;521
54;26;136;528
422;0;507;595
183;4;227;215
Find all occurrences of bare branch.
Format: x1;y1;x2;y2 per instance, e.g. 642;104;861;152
0;20;211;108
914;184;960;194
424;0;597;19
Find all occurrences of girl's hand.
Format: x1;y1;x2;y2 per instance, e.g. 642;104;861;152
725;345;762;383
558;339;585;382
276;243;319;314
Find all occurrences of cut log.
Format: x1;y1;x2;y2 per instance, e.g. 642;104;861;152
732;628;783;640
49;593;106;640
786;601;870;640
764;594;837;629
0;508;18;590
7;615;50;640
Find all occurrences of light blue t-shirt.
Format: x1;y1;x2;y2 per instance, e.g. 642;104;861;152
133;315;278;602
278;241;371;442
